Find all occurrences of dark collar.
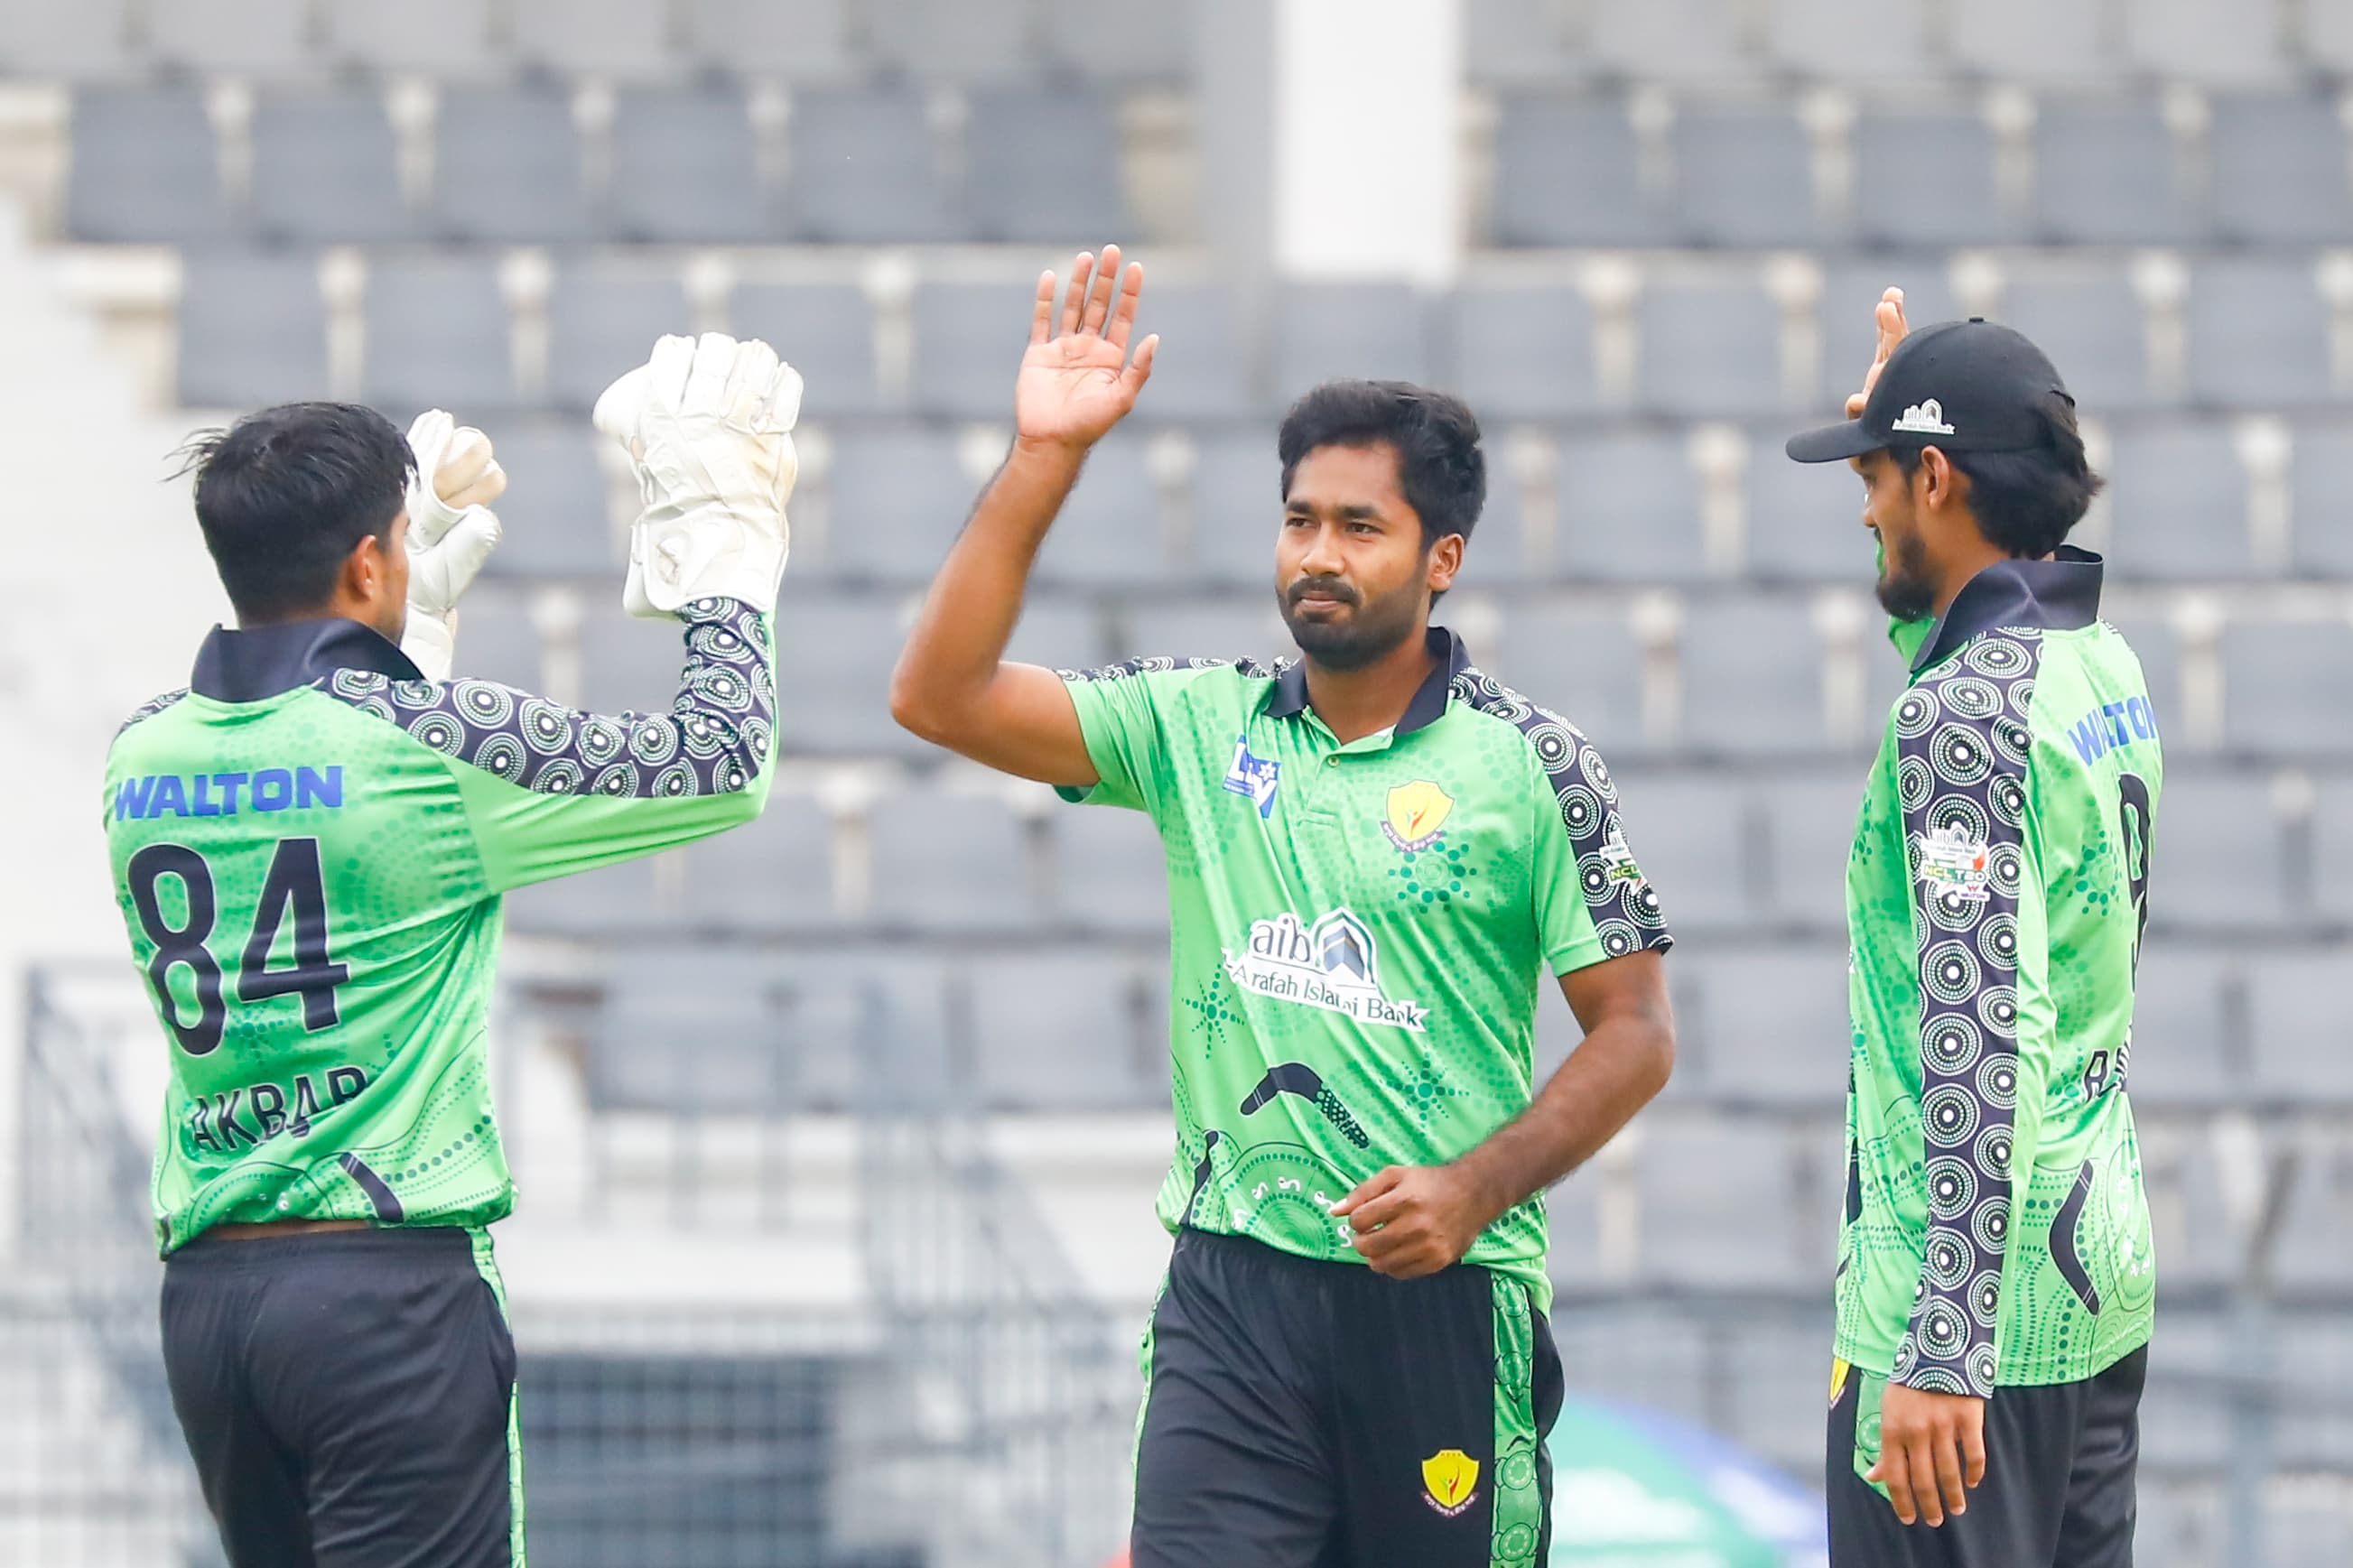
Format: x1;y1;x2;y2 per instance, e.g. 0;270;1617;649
191;617;423;701
1263;625;1473;738
1911;547;2106;675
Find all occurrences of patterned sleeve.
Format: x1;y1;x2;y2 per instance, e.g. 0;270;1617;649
1891;632;2045;1398
317;598;778;893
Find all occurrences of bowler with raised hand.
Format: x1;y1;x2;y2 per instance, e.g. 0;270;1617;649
103;332;797;1568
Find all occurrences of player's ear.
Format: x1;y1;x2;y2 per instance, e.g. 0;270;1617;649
1426;532;1464;595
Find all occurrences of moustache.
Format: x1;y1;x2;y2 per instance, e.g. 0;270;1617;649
1285;576;1361;608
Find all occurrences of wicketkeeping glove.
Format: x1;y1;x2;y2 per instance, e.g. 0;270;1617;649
591;331;800;618
399;409;506;682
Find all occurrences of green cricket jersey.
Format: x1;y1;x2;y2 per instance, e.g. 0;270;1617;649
103;598;777;1254
1059;627;1673;1311
1841;548;2157;1395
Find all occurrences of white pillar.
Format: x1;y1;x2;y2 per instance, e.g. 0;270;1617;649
1271;0;1463;286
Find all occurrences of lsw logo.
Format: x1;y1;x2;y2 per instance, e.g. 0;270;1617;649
1222;735;1281;819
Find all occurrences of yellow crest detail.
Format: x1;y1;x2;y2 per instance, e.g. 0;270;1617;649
1829;1357;1851;1408
1384;781;1456;851
1420;1449;1480;1514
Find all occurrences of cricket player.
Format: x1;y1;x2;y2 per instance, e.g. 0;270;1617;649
102;332;799;1567
890;246;1678;1568
1788;292;2156;1565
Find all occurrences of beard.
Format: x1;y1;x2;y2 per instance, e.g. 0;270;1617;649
1874;524;1939;623
1279;574;1423;671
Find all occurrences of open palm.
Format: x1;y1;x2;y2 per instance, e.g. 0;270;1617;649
1016;245;1158;448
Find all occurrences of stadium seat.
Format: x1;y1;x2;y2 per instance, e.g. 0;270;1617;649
177;252;330;409
2146;773;2288;933
1186;427;1284;586
2032;101;2191;244
473;421;615;578
869;792;1037;932
729;282;885;418
586;951;795;1113
1124;283;1253;420
967;954;1167;1109
1635;277;1785;417
1486;599;1651;758
446;581;544;693
1464;442;1535;587
1632;1119;1811;1287
1766;0;1930;80
2142;1129;2247;1293
1489;96;1660;247
2209;94;2353;244
0;0;134;75
786;89;956;243
1125;597;1293;668
1271;283;1432;404
1950;0;2111;83
1587;0;1753;81
2122;948;2235;1107
677;800;838;932
1818;264;1961;404
865;0;1037;80
1670;105;1821;248
251;93;412;246
1449;282;1602;420
2125;0;2290;85
510;0;676;79
1758;773;1858;931
1998;268;2151;411
1463;0;1583;84
2310;780;2353;923
1604;772;1749;932
321;0;498;76
1682;946;1849;1105
1553;428;1708;583
1038;434;1165;586
821;428;975;585
2272;1155;2353;1288
1744;435;1872;583
768;594;920;755
681;0;853;79
1049;807;1167;932
2245;954;2353;1100
2101;423;2254;580
2291;427;2353;577
2220;622;2353;757
771;945;954;1109
1850;108;2008;247
579;610;702;717
1678;599;1828;756
146;0;309;75
505;855;668;934
966;88;1130;244
1040;0;1195;79
360;255;519;414
545;264;693;414
2103;613;2185;745
608;89;767;244
909;282;1023;418
2185;258;2332;409
67;89;228;244
1006;596;1108;673
432;88;593;244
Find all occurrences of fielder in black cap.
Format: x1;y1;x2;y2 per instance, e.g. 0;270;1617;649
1795;291;2158;1568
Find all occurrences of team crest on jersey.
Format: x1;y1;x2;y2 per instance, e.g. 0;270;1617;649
1917;823;1993;903
1419;1449;1480;1517
1222;735;1281;819
1595;821;1648;886
1223;908;1428;1031
1381;780;1455;852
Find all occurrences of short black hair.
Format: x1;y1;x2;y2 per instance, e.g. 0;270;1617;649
1893;396;2105;558
1277;379;1485;552
179;402;414;622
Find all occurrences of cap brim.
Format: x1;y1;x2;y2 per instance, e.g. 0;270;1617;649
1784;419;1886;464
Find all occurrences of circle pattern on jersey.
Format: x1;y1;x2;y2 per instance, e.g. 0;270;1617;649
651;761;696;797
1919;1303;1966;1357
472;733;528;784
1970;1270;2004;1326
1595;919;1640;958
1629;878;1666;928
1558;785;1602;838
1929;886;1986;935
406;711;465;756
1986;841;2025;896
1897;756;1935;812
1932;722;1993;787
681;712;728;758
330;671;387;699
1525;719;1576;772
457;681;515;728
1577;743;1616;801
1893;689;1939;739
1989;773;2028;829
1976;986;2019;1035
2005;677;2036;719
1941;677;2002;723
1974;1125;2013;1178
1925;1235;1969;1290
1971;1199;2010;1254
1923;1084;1979;1146
1969;1344;2000;1393
1927;1158;1975;1218
1925;942;1980;1005
1967;636;2032;678
1926;1016;1982;1073
532;757;584;794
629;717;681;766
1976;1056;2019;1109
522;699;572;754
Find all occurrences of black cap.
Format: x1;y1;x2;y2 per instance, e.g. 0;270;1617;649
1786;319;2072;465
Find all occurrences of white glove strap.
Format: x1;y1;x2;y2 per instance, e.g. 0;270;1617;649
400;610;457;683
626;513;789;616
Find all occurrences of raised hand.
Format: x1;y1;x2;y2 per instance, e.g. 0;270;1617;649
1846;286;1910;419
1016;245;1158;450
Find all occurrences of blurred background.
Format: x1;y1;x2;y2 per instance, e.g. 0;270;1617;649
0;1;2348;1564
